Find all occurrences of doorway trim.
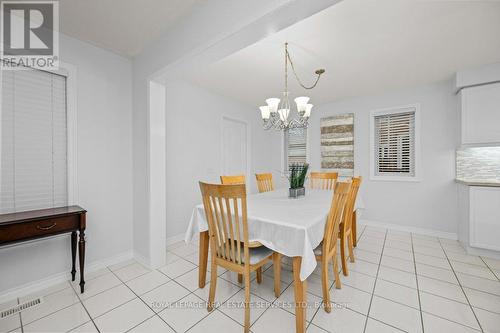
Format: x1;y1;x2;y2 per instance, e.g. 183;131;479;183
220;115;251;189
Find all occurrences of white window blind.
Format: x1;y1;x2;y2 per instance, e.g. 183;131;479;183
374;108;415;177
1;68;68;214
286;127;307;167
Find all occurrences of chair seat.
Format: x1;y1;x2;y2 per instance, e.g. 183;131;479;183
247;246;273;265
313;242;323;256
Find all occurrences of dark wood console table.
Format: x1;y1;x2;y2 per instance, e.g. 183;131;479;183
0;206;87;293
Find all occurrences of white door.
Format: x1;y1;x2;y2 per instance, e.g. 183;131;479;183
221;117;248;180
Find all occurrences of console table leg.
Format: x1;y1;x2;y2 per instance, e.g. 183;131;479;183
71;231;77;281
79;229;86;293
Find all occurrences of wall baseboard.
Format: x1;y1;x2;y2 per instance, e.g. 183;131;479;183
166;233;185;246
359;219;458;240
0;250;134;304
133;251;151;268
462;244;500;260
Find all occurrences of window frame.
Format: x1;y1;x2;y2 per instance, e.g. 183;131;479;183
369;104;421;182
45;62;78;205
282;126;310;174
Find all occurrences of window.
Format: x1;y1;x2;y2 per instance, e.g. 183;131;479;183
1;68;68;213
284;127;307;170
370;105;420;181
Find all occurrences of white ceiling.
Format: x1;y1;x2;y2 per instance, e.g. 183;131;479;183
59;0;200;57
187;0;500;107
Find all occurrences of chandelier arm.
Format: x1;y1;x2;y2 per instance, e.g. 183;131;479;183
288;118;307;129
261;42;322;131
286;48;324;90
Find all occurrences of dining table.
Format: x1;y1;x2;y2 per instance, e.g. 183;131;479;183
185;188;364;333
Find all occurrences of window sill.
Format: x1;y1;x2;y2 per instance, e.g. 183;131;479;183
369;175;421;182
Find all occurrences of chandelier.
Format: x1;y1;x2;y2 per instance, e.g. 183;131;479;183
259;42;325;130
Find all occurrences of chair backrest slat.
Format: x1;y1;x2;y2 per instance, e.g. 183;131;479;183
224;197;236;262
199;182;249;267
341;177;362;235
310;172;338;190
218;196;231;260
233;198;242;264
323;181;351;257
208;196;224;258
255;173;274;193
220;175;246;185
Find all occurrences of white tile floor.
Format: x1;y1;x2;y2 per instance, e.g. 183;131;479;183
2;225;500;332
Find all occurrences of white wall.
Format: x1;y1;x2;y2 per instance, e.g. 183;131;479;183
164;81;280;239
132;0;340;265
0;34;133;295
309;80;460;234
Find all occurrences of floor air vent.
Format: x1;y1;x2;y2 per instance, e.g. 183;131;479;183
0;298;42;319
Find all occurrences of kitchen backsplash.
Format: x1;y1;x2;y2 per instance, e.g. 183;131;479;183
456;147;500;181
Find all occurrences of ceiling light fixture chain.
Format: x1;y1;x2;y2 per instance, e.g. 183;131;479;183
285;42;325;90
259;42;325;131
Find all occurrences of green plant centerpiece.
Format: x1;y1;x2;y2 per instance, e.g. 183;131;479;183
288;163;309;198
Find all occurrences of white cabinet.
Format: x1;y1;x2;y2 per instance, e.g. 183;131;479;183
469;186;500;251
460;82;500;145
458;184;500;254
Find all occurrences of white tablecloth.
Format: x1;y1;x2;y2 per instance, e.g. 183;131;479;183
185;188;364;281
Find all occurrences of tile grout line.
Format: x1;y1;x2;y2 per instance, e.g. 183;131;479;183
69;273;103;333
17;297;24;333
410;233;425;333
306;249;342;329
419;310;482;332
307;322;330;333
437;238;484;333
355;249;495;287
17;288;86;331
8;237;495;333
362;228;388;333
339;273;495;327
155;265;246;332
69;266;177;332
74;267;139;316
181;276;269;332
249;281;289;329
107;267;179;333
360;229;429;331
479;257;500;282
367;317;407;333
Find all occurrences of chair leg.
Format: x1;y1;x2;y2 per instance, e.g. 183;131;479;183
321;259;331;313
340;235;349;276
207;262;218;311
244;270;251;333
333;255;342;289
238;273;243;283
273;253;282;297
348;233;355;263
256;267;263;284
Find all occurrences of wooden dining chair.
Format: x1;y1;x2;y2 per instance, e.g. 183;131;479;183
199;182;281;333
314;181;351;313
221;174;266;283
310;172;338;190
220;174;246;185
255;173;274;193
339;177;362;276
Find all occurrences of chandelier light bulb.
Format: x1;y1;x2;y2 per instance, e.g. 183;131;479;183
294;96;310;114
304;104;313;118
260;106;270;120
266;98;280;113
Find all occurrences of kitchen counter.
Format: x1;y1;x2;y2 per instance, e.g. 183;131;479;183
456;179;500;187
